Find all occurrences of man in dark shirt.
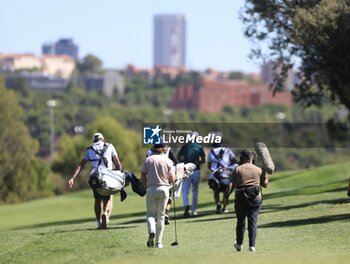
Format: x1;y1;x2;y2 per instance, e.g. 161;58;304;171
177;132;206;217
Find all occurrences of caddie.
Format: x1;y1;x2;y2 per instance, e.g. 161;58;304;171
68;132;124;229
224;150;269;252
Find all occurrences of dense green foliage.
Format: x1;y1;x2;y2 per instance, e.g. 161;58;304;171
51;117;145;191
118;76;176;108
242;0;350;112
0;162;349;263
0;77;52;203
77;54;103;74
1;70;348;201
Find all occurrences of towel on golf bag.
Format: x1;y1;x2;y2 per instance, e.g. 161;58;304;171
89;167;126;196
172;162;196;198
125;171;146;197
255;141;275;174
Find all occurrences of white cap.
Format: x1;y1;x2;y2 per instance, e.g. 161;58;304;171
93;132;104;141
191;131;199;138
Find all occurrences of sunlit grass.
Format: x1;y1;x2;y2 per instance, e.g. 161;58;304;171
0;162;349;263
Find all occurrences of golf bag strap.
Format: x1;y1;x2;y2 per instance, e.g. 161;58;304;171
237;185;263;206
88;143;109;167
211;148;227;169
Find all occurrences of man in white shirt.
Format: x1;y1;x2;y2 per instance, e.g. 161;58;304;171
208;142;238;214
68;132;123;229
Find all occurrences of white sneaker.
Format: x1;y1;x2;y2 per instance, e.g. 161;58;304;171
234;243;242;252
249;246;256;252
192;211;198;216
156;243;164;248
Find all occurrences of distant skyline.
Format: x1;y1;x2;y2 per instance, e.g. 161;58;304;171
153;15;186;68
0;0;260;73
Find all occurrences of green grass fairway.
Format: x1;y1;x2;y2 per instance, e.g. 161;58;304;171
1;162;350;264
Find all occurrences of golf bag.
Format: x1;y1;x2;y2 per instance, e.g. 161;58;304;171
208;168;232;191
171;162;196;198
89;167;146;196
255;141;275;174
125;171;146;197
89;167;126;196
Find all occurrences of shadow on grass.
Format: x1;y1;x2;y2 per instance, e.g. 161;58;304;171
263;198;350;213
260;213;350;228
35;225;138;235
268;172;299;183
264;179;347;199
13;201;225;230
118;207;231;225
190;214;233;223
13;183;347;231
13;211;147;231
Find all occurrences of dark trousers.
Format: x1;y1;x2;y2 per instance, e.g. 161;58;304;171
234;186;262;247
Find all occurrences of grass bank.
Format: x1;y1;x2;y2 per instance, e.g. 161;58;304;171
0;162;349;264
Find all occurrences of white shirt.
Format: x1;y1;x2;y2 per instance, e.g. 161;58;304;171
84;142;117;170
208;147;236;171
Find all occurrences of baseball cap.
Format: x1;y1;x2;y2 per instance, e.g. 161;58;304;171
153;143;166;149
191;131;199;138
93;132;104;141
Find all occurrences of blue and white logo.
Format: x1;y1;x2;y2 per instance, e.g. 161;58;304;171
143;125;162;144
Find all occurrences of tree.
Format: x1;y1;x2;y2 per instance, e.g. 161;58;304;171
0;76;52;203
241;0;350;111
52;116;145;191
77;54;103;74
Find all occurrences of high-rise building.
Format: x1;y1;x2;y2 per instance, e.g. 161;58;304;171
42;43;55;55
154;14;186;68
42;38;79;60
54;39;79;60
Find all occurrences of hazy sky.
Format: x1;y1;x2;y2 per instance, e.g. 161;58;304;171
0;0;260;73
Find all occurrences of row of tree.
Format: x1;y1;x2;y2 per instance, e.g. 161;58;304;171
1;71;348;203
0;77;51;203
242;0;350;113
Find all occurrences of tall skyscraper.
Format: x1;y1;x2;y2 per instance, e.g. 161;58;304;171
42;43;55;55
54;38;79;60
154;15;186;68
42;38;79;60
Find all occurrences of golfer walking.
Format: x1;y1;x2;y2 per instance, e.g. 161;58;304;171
225;150;269;252
146;144;178;224
177;132;206;217
68;132;123;229
141;143;176;248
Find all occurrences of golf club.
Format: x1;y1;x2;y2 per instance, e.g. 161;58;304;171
171;184;178;246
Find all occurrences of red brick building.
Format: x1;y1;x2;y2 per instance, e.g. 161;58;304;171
169;79;292;113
